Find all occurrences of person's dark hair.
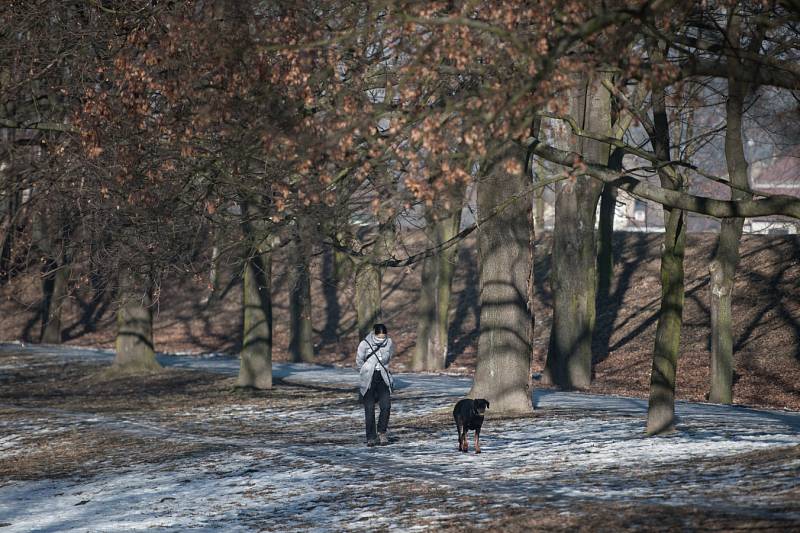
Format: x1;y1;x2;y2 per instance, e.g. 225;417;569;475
373;323;387;335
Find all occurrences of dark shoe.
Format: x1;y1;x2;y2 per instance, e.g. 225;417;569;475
378;433;388;446
367;438;378;447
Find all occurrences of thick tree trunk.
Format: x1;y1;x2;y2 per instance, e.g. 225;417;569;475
354;225;394;340
545;180;603;389
355;261;382;340
468;142;533;414
239;246;273;388
709;14;753;404
434;215;459;365
238;202;274;387
114;274;160;371
413;211;460;371
321;246;342;342
544;73;611;389
41;261;69;344
289;223;314;363
709;230;739;403
334;231;354;282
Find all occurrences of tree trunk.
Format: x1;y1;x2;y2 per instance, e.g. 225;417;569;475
334;231;354;282
0;128;16;284
238;202;273;387
646;50;686;435
596;184;616;299
355;261;382;340
709;234;739;403
321;245;342;342
468;142;533;414
239;246;273;388
534;188;545;231
204;241;221;304
544;72;611;389
414;252;436;371
646;206;687;434
596;149;623;302
114;274;160;371
434;214;459;366
41;261;69;344
413;211;460;371
354;224;394;340
289;223;314;363
0;189;21;284
709;13;753;404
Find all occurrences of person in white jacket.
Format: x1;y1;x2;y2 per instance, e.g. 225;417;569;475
356;323;394;446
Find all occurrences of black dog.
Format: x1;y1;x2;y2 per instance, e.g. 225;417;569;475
453;398;489;453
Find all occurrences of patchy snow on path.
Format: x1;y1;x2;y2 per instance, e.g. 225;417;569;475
1;342;799;531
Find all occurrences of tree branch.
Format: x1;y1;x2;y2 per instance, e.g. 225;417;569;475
0;118;78;134
530;140;800;220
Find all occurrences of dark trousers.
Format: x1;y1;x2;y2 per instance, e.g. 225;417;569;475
363;372;391;440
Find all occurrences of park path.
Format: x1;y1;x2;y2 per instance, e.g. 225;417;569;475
1;342;799;531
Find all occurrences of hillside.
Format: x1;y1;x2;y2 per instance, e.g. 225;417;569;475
1;232;798;410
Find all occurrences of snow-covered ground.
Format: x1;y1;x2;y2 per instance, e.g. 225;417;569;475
1;342;799;531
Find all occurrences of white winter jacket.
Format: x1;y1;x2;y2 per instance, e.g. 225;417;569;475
356;332;394;396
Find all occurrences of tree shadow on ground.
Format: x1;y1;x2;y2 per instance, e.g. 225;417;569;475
592;232;652;366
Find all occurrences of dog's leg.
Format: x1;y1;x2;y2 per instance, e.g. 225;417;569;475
463;430;469;453
474;429;481;454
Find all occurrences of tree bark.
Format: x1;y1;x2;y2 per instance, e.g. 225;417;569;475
289;221;314;363
204;239;221;304
414;251;436;371
413;210;460;371
596;149;623;302
434;214;459;367
355;224;394;340
355;261;382;340
596;185;616;296
321;245;342;342
334;231;354;282
113;273;160;371
468;142;533;414
41;261;69;344
646;205;687;435
534;188;545;231
544;72;611;389
709;12;753;405
38;216;73;345
646;49;686;435
238;202;274;388
0;188;21;284
239;245;273;388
